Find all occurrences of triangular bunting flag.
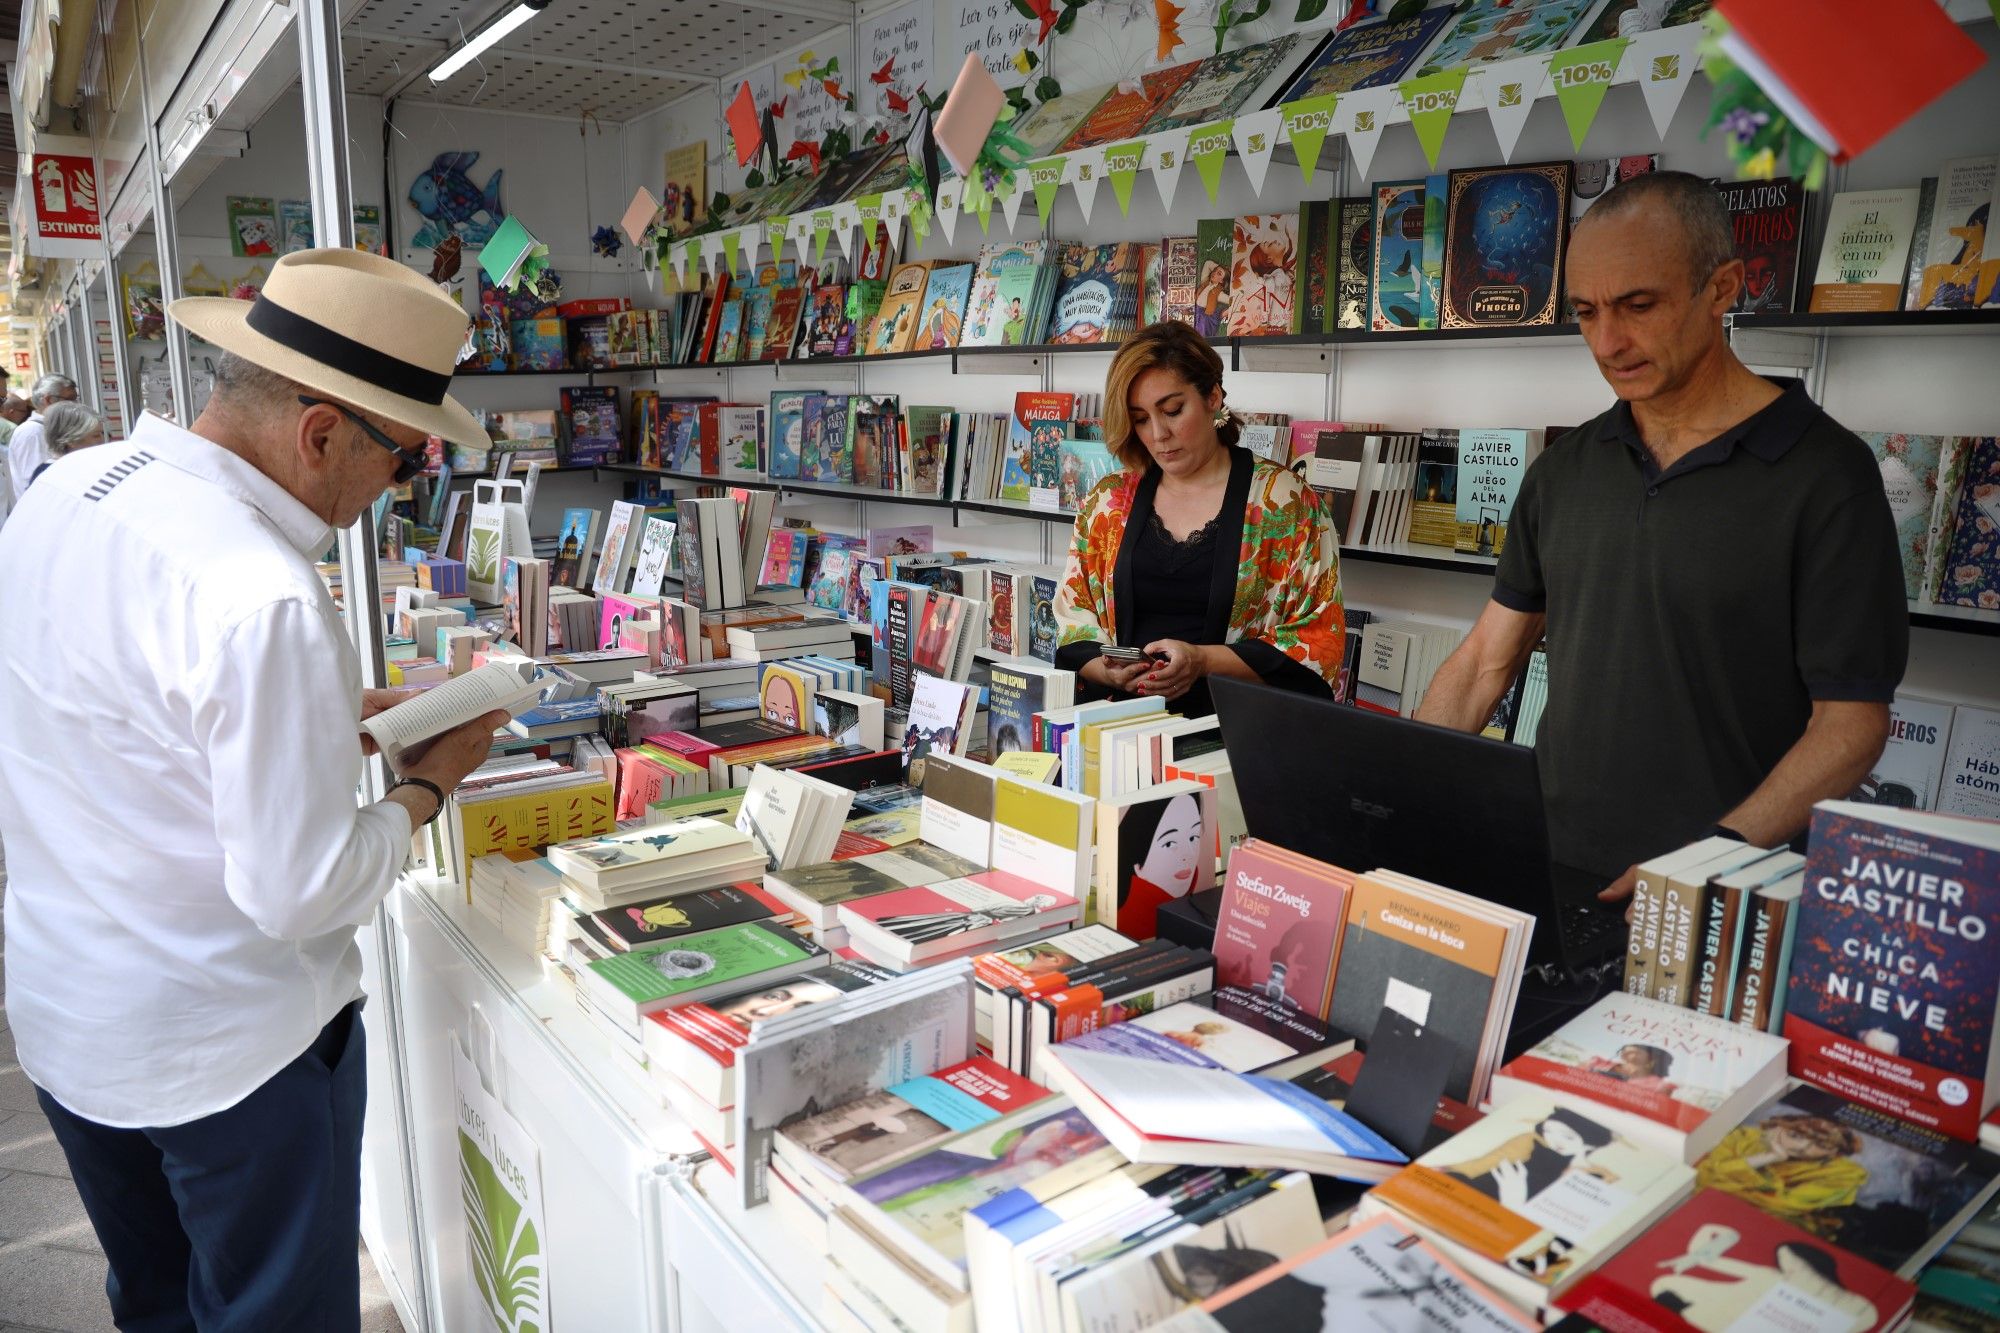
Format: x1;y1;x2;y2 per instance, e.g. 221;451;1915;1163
1103;141;1146;216
1397;67;1468;170
1339;85;1396;180
1145;127;1192;212
856;194;884;233
1278;94;1340;182
833;203;861;261
936;180;961;244
1548;38;1630;151
1625;22;1703;141
1231;109;1281;197
701;233;725;276
812;209;835;266
1187;119;1234;203
1000;176;1028;229
1478;54;1549;163
1067;147;1105;224
719;229;741;278
1029;157;1067;227
668;238;690;283
765;214;791;260
909;191;933;246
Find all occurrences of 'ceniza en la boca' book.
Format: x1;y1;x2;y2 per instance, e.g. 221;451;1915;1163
1784;799;2000;1140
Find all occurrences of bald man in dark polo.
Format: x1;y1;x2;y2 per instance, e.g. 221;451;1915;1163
1416;171;1906;907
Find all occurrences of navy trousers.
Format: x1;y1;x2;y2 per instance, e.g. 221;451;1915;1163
35;1000;368;1333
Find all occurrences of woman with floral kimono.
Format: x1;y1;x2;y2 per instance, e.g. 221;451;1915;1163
1053;321;1345;717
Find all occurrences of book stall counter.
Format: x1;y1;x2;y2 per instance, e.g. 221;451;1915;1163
362;874;722;1333
665;1160;826;1332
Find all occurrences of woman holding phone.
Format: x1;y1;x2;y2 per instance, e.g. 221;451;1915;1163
1052;321;1346;717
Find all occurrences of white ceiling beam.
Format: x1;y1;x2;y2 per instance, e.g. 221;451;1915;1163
344;25;717;82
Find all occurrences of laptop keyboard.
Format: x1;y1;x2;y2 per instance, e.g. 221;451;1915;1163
1558;900;1625;954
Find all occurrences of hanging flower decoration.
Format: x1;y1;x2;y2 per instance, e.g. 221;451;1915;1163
591;226;622;258
1698;13;1828;189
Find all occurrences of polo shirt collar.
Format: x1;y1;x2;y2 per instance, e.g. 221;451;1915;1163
131;412;334;557
1602;377;1818;480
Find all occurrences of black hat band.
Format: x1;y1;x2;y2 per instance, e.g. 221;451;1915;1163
245;295;452;405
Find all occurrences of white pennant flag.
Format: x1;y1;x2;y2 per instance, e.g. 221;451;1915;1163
833;203;861;262
701;234;725;276
1338;86;1397;182
790;214;813;248
936;180;962;245
1626;22;1704;141
1145;127;1193;212
1232;109;1282;198
1066;147;1106;224
1000;174;1029;229
739;224;764;271
1478;54;1551;163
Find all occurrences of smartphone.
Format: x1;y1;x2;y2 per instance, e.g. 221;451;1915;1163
1100;645;1160;664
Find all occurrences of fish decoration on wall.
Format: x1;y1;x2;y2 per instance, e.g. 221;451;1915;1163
409;151;504;249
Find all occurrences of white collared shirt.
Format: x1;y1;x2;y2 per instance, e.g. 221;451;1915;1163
0;413;411;1128
7;411;46;501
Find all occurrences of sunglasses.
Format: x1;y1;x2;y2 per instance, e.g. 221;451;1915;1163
298;395;429;484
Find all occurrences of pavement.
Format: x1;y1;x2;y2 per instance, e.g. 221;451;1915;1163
0;866;406;1332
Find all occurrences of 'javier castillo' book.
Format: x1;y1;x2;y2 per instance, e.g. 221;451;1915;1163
1784;800;2000;1140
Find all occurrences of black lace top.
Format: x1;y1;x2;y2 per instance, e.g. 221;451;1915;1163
1128;509;1227;715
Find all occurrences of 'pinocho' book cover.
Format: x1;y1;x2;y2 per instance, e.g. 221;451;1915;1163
1441;162;1572;330
1785;800;2000;1141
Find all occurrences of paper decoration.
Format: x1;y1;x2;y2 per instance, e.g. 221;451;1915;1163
1066;146;1105;224
1188;120;1234;202
1155;0;1185;60
1627;22;1704;140
766;214;791;258
936;53;1008;177
862;0;933;139
999;176;1029;228
1548;38;1631;151
909;190;933;245
1339;85;1396;180
727;82;764;167
936;179;961;244
720;229;741;278
1145;127;1192;211
1230;109;1281;196
1278;94;1340;182
1479;54;1550;162
833;203;862;261
701;233;725;276
1103;141;1146;216
1024;158;1065;226
478;215;538;288
811;208;836;265
620;188;661;247
1397;67;1468;170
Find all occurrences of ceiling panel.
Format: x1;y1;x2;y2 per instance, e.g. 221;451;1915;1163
345;0;852;120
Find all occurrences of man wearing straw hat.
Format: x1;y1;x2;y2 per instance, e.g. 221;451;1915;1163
0;250;504;1329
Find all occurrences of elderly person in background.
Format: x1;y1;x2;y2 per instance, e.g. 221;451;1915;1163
23;401;108;488
0;393;31;447
7;373;81;502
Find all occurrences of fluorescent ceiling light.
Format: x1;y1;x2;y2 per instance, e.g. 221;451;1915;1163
429;0;550;83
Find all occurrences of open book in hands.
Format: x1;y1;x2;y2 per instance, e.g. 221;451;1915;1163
361;660;546;767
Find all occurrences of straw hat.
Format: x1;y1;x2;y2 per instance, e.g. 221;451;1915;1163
168;248;486;448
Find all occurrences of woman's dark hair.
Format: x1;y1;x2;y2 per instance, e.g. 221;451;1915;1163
1544;1106;1615;1149
1103;321;1240;470
1621;1043;1674;1078
1115;789;1203;912
1776;1242;1844;1286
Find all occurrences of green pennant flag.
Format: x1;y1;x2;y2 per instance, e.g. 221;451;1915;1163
720;229;741;277
1396;67;1468;169
1188;120;1234;202
812;209;835;266
1103;141;1146;216
1547;38;1630;151
1029;158;1067;227
857;193;883;230
765;215;790;257
909;193;933;246
1278;95;1339;182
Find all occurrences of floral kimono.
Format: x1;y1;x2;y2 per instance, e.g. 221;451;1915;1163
1053;447;1345;695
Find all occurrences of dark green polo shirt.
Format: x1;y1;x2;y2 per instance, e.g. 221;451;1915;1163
1493;378;1908;877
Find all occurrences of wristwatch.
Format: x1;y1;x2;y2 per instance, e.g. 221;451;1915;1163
389;776;447;827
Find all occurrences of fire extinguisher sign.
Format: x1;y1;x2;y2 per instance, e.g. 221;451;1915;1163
29;137;103;257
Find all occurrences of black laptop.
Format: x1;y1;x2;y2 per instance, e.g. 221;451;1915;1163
1211;676;1626;981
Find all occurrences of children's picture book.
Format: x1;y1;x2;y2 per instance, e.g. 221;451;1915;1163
558;385;622;467
1440;163;1571;330
1578;0;1712;42
1059;64;1200;151
1048;243;1133;345
1192;219;1234;337
711;300;745;362
767;391;811;479
964;242;1046;347
1225;215;1299;338
810;285;853;356
1274;5;1457;100
1010;84;1115;158
916;263;974;349
227;196;279;256
1412;0;1599;78
1003;393;1076;504
811;395;853;483
277;199;314;253
1371;181;1427;333
1058;438;1120;513
1143;34;1305;134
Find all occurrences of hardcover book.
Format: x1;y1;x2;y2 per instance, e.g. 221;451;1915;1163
1296;201;1335;334
1695;1082;2000;1276
1573;154;1658;223
1272;5;1458;100
1334;197;1373;331
1059;64;1200;152
767;391;811;479
915;263;974;350
1441;163;1572;330
1716;176;1807;315
1058;438;1119;513
1785;801;2000;1139
1192;220;1235;338
1010;84;1115;158
1412;0;1598;78
1809;188;1923;312
1556;1189;1915;1333
1162;235;1200;326
810;285;853;356
558;385;622;466
1028;576;1059;662
1490;992;1789;1164
1371;180;1427;332
1003;392;1077;504
1578;0;1712;42
1138;241;1164;328
1047;242;1133;345
1857;431;1947;600
964;242;1047;348
1225;215;1299;338
1143;34;1304;134
1929;435;2000;611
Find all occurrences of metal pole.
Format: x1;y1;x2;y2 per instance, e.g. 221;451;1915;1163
131;39;194;422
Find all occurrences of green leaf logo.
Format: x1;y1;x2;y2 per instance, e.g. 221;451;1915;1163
460;1131;544;1332
1498;83;1523;107
1159;150;1176;168
1652;54;1680;81
1248;133;1266;153
1354;111;1375;132
1079;164;1093;180
468;527;501;583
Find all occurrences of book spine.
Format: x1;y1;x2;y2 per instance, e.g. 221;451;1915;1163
1691;883;1740;1018
1625;864;1666;998
1651;874;1707;1009
1762;896;1802;1034
1730;892;1783;1030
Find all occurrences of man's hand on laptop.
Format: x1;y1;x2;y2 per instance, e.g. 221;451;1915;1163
1598;863;1640;923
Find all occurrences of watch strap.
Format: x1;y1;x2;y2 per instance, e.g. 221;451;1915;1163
390;776;447;827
